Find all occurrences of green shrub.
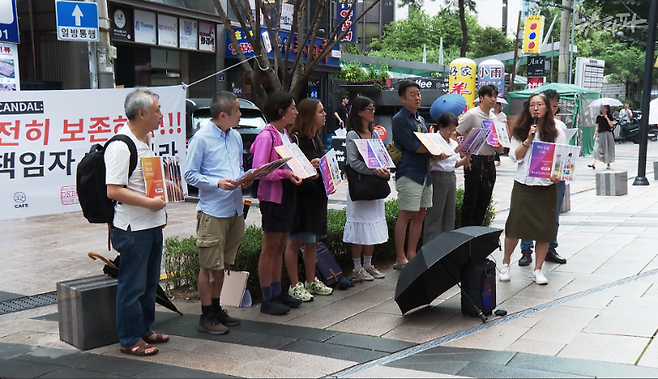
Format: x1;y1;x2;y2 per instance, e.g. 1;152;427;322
163;190;495;301
163;236;200;290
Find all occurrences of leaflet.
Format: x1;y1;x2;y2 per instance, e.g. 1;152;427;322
318;149;343;196
456;127;491;155
234;157;291;186
141;156;185;202
354;139;396;168
414;132;456;156
482;119;511;148
275;143;316;179
528;141;581;181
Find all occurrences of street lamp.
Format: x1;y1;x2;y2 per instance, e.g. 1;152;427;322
632;0;657;186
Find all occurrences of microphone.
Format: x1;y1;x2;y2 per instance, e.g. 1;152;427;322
533;116;538;125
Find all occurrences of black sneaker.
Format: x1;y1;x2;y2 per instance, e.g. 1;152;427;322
260;298;290;315
277;292;302;308
197;314;229;335
519;250;532;266
545;249;567;264
215;307;241;326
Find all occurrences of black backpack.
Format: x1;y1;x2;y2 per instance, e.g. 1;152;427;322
76;135;138;223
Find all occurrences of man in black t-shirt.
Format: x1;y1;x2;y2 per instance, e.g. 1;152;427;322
334;96;348;129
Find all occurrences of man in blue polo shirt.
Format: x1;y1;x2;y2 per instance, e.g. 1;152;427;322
392;81;433;269
185;91;252;335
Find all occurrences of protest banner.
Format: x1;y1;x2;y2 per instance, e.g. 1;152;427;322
0;85;186;220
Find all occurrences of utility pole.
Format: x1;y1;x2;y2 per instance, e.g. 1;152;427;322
94;0;115;88
557;0;571;84
511;11;521;92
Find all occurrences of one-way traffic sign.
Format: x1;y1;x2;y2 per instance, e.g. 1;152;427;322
0;0;20;44
55;1;99;42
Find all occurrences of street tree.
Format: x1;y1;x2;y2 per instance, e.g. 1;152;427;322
210;0;381;106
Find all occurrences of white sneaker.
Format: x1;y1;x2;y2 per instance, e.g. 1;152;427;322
352;268;374;281
365;265;385;279
499;264;511;282
533;270;548;285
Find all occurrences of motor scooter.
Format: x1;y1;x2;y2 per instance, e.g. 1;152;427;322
613;118;658;143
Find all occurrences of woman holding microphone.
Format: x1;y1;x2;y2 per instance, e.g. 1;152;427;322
499;93;567;285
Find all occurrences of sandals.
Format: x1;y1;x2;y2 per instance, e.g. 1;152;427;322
120;339;158;356
143;331;169;344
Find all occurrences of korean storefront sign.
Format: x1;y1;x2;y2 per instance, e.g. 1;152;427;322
335;0;357;43
134;9;156;45
198;22;216;52
226;28;340;67
0;85;186;221
158;14;178;47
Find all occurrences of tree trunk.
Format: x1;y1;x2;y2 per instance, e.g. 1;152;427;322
459;0;468;57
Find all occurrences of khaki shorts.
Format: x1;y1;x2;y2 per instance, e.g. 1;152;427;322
396;176;433;212
196;211;245;270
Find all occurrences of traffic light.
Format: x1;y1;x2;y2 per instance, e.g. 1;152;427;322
523;16;544;54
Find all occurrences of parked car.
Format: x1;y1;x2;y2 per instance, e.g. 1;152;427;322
185;97;267;196
186;97;267;169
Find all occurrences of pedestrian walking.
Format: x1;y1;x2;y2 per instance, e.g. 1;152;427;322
589;105;615;170
423;113;471;244
184;91;248;335
499;92;567;285
284;98;333;301
105;89;168;356
334;95;348;130
250;92;303;315
343;96;389;281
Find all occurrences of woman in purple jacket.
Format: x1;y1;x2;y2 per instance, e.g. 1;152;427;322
250;92;302;315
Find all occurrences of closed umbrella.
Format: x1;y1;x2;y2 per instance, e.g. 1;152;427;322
88;252;183;315
394;226;502;315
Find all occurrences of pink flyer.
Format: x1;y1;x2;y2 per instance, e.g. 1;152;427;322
528;141;556;178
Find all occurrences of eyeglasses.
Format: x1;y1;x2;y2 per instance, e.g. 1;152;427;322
364;107;376;113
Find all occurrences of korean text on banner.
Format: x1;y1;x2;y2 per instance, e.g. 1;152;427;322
0;85;187;221
482;120;510;148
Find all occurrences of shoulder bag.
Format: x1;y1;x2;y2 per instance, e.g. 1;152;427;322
345;131;391;201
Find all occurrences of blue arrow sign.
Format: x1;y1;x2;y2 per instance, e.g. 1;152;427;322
55;1;99;41
0;0;20;44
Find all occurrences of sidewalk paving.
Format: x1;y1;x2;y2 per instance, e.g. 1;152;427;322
2;141;658;377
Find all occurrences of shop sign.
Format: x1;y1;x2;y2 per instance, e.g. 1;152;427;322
335;0;357;43
179;18;198;50
0;42;19;91
110;5;133;42
158;14;178;48
0;85;186;221
526;77;544;90
134;9;156;44
527;56;545;78
226;27;340;67
198;22;216;52
280;3;293;31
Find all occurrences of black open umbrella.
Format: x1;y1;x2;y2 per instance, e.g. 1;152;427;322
394;226;502;315
88;252;183;315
